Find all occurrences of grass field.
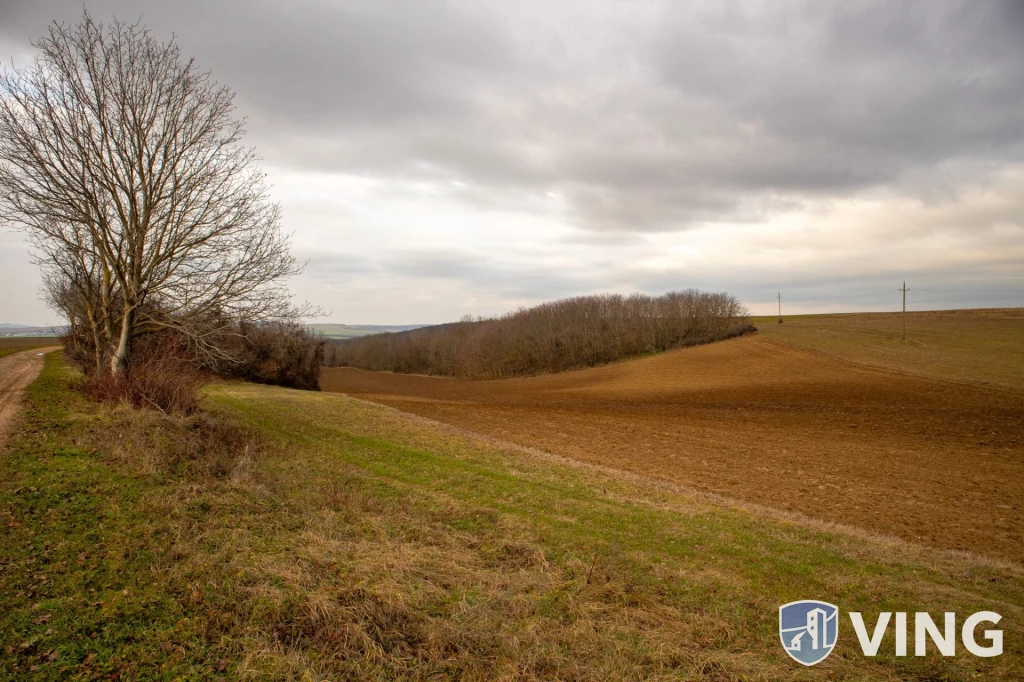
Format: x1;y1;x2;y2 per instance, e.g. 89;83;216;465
0;338;60;360
1;354;1021;679
752;308;1024;392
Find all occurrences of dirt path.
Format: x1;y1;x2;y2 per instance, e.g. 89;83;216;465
323;335;1024;563
0;347;58;447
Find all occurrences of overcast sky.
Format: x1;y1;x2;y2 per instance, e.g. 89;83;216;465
1;0;1022;325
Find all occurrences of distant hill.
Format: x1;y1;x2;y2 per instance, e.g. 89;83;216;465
309;323;427;339
0;324;64;337
2;322;421;340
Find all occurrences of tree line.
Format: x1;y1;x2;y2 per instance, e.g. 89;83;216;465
329;290;754;379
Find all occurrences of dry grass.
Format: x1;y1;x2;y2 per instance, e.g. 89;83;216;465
752;308;1024;392
205;382;1024;681
1;353;1022;680
78;406;263;480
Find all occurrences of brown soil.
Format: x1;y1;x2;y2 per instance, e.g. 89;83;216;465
0;347;57;447
322;335;1024;563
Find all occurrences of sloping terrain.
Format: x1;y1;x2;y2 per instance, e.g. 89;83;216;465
3;354;1021;679
754;308;1024;391
323;334;1024;563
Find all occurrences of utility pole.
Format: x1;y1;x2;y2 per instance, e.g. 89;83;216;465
899;281;909;341
777;292;783;324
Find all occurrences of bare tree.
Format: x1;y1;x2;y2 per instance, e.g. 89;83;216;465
0;12;301;376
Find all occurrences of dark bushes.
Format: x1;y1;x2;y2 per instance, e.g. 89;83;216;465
216;320;324;391
78;332;201;415
331;289;754;379
66;319;325;414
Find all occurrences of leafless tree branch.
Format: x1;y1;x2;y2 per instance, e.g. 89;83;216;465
0;11;307;375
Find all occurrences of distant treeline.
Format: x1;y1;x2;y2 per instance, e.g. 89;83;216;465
327;290;754;379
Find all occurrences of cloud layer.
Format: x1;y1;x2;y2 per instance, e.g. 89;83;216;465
1;0;1022;323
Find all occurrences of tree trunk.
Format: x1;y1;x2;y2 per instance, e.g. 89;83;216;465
81;299;105;376
101;269;115;361
88;317;104;375
111;307;135;377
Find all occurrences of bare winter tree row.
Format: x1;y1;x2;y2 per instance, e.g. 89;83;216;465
330;290;753;379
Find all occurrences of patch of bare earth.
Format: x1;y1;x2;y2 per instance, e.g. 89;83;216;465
322;335;1024;563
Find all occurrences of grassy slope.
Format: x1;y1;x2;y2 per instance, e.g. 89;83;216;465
1;355;1022;680
0;338;59;359
752;309;1024;392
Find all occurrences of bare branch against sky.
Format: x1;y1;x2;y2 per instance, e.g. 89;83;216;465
2;0;1022;323
0;11;301;372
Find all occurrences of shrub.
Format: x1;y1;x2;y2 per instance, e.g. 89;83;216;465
63;315;326;411
217;320;325;391
81;332;201;415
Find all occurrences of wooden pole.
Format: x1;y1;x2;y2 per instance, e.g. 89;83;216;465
777;292;783;324
900;281;908;341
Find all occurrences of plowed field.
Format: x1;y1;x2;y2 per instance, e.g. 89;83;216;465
321;335;1024;563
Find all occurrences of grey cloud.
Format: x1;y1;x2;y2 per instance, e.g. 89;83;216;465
385;249;595;300
6;0;1020;232
294;250;378;280
185;1;515;130
3;0;1024;324
289;246;598;302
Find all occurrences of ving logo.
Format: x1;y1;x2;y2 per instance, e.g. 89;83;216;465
779;600;839;666
778;602;1003;665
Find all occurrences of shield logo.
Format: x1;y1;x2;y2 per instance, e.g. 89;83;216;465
779;600;839;666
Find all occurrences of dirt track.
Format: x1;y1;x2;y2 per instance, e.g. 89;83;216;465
0;348;56;447
323;335;1024;563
